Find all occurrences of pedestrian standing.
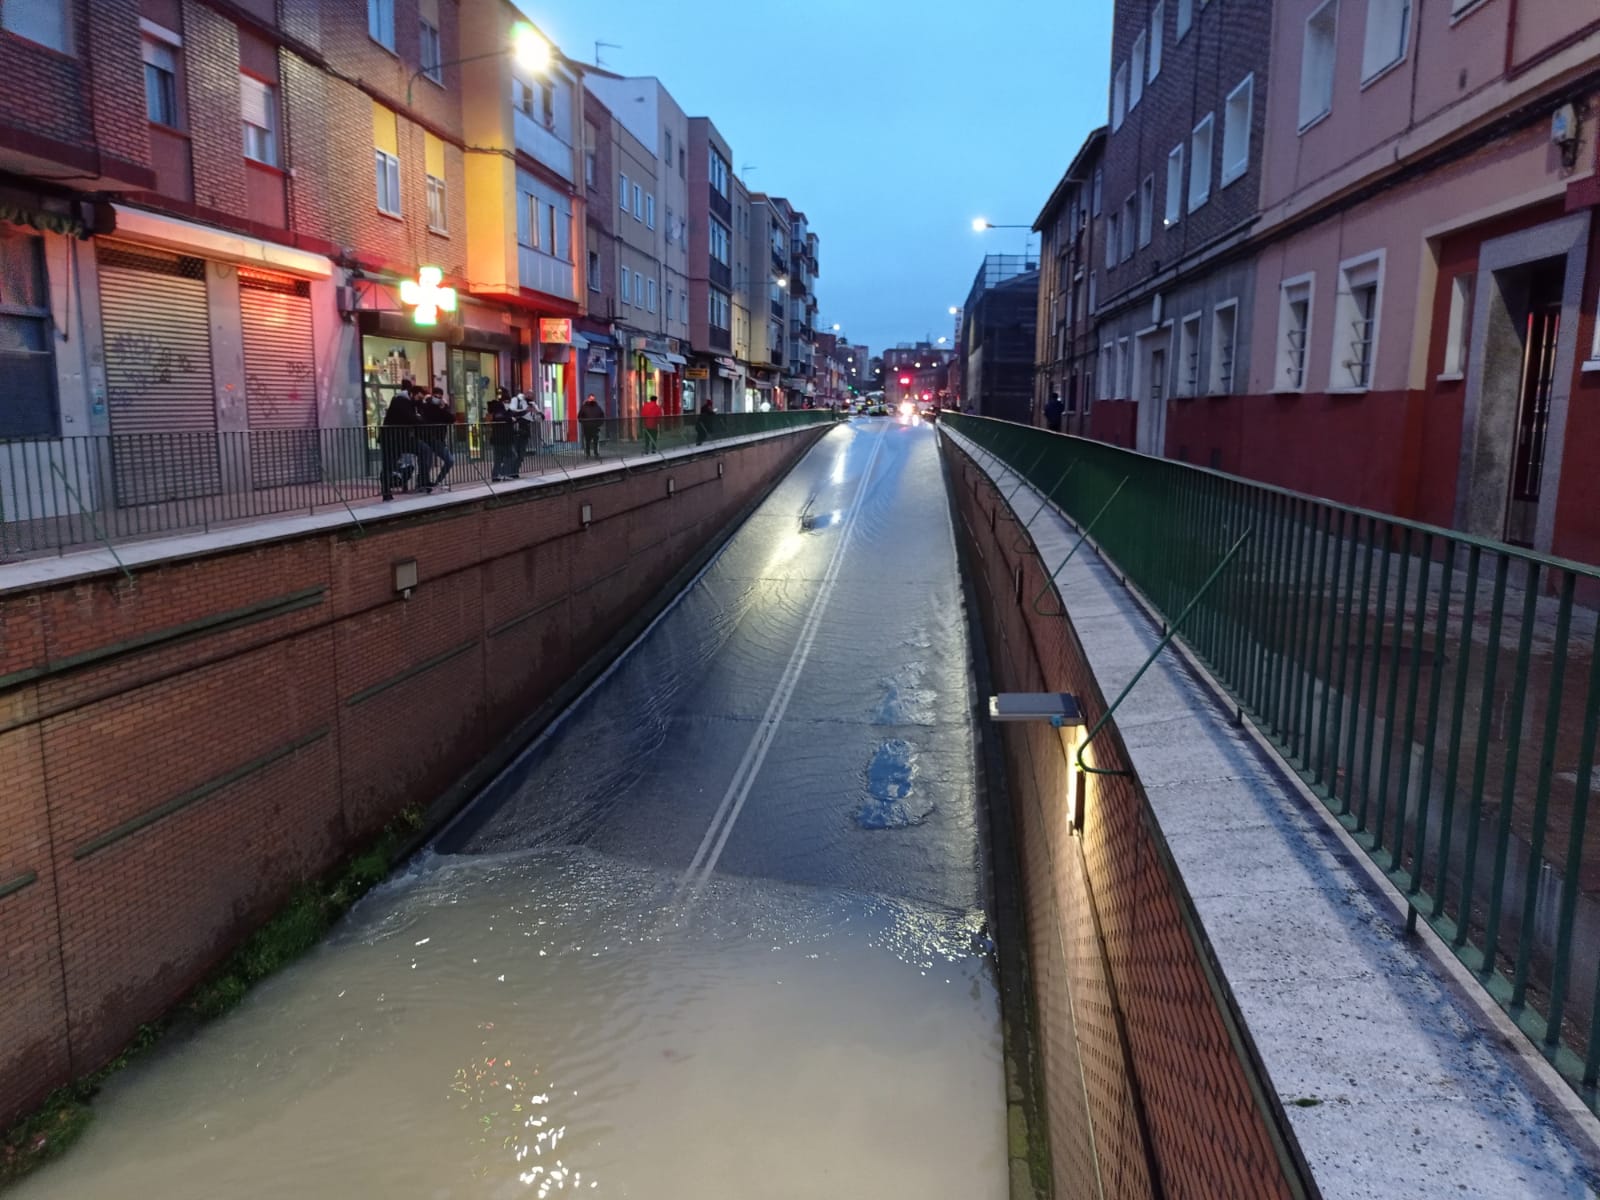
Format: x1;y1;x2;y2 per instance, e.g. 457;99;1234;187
641;394;663;453
486;389;516;480
504;387;532;475
578;393;605;459
1044;390;1065;433
694;396;716;446
379;385;422;501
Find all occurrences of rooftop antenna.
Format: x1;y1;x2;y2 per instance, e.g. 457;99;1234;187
595;40;621;67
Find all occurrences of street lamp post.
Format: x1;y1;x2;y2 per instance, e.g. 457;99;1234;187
408;22;550;106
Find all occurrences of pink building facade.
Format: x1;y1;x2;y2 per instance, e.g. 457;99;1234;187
1187;0;1600;561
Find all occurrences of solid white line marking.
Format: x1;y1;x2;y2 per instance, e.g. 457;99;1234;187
675;426;887;903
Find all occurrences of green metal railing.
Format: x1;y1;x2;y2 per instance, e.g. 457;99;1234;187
0;410;833;559
947;412;1600;1112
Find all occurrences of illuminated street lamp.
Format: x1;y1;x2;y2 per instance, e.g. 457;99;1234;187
948;306;959;315
409;21;551;104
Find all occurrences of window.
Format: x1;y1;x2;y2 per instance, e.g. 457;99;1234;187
1333;253;1383;389
1442;273;1474;376
1451;0;1482;12
646;194;655;229
621;265;632;304
540;82;554;129
1210;302;1238;393
240;75;277;165
1188;114;1214;211
665;129;673;164
710;219;730;265
419;19;441;83
709;289;730;328
1105;213;1119;268
1099;344;1114;400
1111;63;1127;130
1139;176;1154;247
373;103;400;216
633;183;642;219
1164;143;1184;227
513;78;534;116
619;172;629;210
679;147;686;178
143;37;179;128
1300;1;1338;130
1277;275;1315;391
1222;75;1253;186
1177;0;1193;38
0;232;57;437
1117;338;1131;398
583;126;596;186
425;174;446;232
1088;270;1097;314
542;200;559;255
3;0;70;52
1121;195;1135;261
710;150;730;197
1092;168;1103;215
420;131;446;232
1363;0;1411;82
1150;3;1164;79
367;0;395;50
666;284;674;315
1178;313;1202;396
1130;34;1146;109
647;277;657;312
588;251;601;292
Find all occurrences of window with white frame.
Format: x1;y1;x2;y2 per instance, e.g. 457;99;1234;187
1117;338;1131;398
1176;0;1193;39
1150;2;1164;79
710;219;730;265
1210;301;1238;393
647;277;657;313
709;289;730;328
1362;0;1411;82
1099;344;1114;400
619;172;628;210
1112;63;1128;130
584;126;596;187
1165;143;1184;227
240;75;276;165
633;183;642;219
1092;168;1103;215
367;0;395;50
1301;1;1338;130
710;151;730;197
588;250;600;292
1333;253;1383;389
1178;312;1202;396
1121;194;1136;261
681;292;688;323
1188;114;1213;211
1450;0;1481;12
426;173;446;233
1131;34;1146;109
646;194;655;229
1222;75;1253;185
1105;213;1119;269
1442;272;1474;376
666;283;674;315
1139;176;1154;247
3;0;70;52
1088;270;1097;314
374;149;400;216
620;264;632;304
0;231;57;437
419;19;441;83
1277;275;1315;391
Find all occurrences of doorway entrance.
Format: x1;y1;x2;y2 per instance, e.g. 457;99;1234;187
1505;259;1563;545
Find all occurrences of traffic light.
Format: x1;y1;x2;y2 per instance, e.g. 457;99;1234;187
899;376;911;386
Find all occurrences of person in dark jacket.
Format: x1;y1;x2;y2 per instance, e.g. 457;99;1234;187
486;390;516;480
694;397;716;446
415;387;453;491
577;393;605;459
1044;390;1065;433
380;386;424;501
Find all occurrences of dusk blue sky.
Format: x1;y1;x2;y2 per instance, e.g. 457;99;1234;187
529;0;1113;357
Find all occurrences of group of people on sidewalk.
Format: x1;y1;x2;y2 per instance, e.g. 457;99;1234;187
382;383;724;501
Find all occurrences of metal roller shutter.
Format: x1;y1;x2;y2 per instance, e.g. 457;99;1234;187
98;243;219;505
239;269;320;487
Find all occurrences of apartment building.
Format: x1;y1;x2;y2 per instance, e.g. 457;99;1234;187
1094;0;1271;455
786;208;820;399
730;175;755;407
1033;127;1107;435
960;255;1039;423
609;108;667;420
1240;0;1600;559
687;117;738;411
747;193;791;408
578;90;617;415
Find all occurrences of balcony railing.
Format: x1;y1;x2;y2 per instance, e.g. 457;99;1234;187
946;413;1600;1118
0;415;833;558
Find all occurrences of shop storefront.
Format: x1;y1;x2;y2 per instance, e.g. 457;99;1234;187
575;325;617;419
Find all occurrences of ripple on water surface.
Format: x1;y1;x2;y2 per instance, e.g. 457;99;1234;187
17;847;1005;1200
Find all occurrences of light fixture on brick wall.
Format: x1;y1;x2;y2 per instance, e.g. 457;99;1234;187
580;503;592;528
717;461;725;477
667;477;677;496
394;558;419;600
990;692;1087;833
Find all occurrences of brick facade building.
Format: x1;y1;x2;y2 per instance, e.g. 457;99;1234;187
1033;127;1106;436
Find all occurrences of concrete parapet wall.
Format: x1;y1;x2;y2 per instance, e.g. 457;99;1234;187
0;428;824;1125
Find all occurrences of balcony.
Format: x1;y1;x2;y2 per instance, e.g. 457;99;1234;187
770;298;785;319
709;188;732;223
708;324;731;352
770;348;783;366
514;109;574;183
710;260;731;289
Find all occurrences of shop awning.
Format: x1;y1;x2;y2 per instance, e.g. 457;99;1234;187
717;367;741;379
642;351;673;371
665;353;687;365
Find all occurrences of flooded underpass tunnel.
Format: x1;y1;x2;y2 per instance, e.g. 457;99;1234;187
18;418;1011;1200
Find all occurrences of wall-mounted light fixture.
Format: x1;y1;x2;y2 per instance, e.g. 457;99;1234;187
989;692;1087;833
394;558;419;600
667;477;677;496
580;503;592;529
